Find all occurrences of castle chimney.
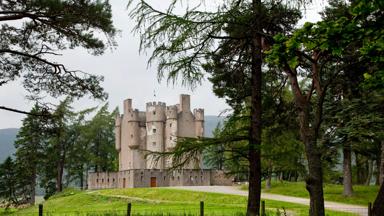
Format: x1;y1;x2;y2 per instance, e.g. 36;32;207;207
180;94;190;112
123;99;132;114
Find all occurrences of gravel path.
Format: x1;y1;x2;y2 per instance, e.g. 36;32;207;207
169;186;368;216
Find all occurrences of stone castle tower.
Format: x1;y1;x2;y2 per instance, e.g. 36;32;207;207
115;94;204;171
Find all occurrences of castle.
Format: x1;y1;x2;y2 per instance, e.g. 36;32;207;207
88;95;232;189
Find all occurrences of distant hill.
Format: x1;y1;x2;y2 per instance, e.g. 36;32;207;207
205;115;225;137
0;128;18;163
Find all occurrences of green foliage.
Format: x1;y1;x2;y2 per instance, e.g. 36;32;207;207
13;104;47;204
0;157;18;207
0;0;116;99
84;104;118;172
9;100;117;201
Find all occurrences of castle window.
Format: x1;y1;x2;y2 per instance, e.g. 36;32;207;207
177;176;180;181
163;176;166;181
169;123;172;127
153;128;156;133
131;134;133;138
107;178;109;183
170;137;172;140
96;179;99;183
102;179;104;183
113;178;115;182
153;111;156;115
152;142;156;146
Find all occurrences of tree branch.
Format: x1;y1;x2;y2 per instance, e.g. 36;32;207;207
0;106;49;117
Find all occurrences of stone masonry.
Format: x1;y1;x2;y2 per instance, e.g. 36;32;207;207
88;95;232;189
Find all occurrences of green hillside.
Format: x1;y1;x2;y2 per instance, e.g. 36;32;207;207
0;128;18;163
6;188;354;216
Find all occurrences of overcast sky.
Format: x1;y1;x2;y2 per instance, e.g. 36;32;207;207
0;0;326;129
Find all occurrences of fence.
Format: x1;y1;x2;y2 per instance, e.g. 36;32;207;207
35;201;266;216
13;201;371;216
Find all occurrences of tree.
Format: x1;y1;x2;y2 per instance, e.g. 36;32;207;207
64;107;95;189
36;97;75;196
13;104;47;204
0;0;116;114
85;104;117;173
129;1;304;214
0;157;18;207
267;0;384;214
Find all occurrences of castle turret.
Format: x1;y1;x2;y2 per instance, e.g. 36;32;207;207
194;108;204;138
120;99;146;170
146;102;166;169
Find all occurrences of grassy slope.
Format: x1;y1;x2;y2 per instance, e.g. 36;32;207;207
10;188;355;216
241;181;378;206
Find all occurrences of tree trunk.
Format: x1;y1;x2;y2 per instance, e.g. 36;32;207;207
266;161;272;190
372;181;384;216
365;160;373;186
355;153;366;184
29;168;36;205
56;158;64;192
380;140;384;186
56;137;66;192
304;140;325;216
80;169;84;190
247;1;262;215
299;108;325;216
375;159;380;186
343;142;353;196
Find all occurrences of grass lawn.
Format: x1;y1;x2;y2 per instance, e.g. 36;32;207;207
241;180;379;206
10;188;356;216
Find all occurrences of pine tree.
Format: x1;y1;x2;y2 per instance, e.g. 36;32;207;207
0;157;18;206
14;104;47;204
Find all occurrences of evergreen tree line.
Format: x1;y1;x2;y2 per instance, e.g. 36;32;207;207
0;98;117;207
129;0;384;215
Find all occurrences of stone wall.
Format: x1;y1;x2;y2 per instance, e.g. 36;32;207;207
210;170;233;186
88;172;118;189
87;169;230;189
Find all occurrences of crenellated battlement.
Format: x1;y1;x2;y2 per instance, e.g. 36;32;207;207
146;101;166;107
146;101;166;122
166;105;178;119
124;108;141;122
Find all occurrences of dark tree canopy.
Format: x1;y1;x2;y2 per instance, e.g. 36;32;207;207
0;0;116;101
